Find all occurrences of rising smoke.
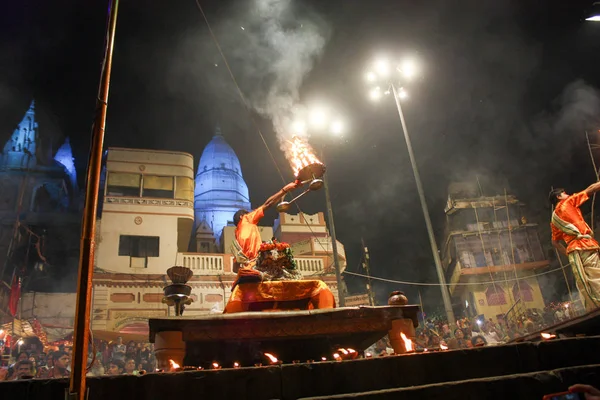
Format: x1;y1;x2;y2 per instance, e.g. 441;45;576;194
204;0;331;153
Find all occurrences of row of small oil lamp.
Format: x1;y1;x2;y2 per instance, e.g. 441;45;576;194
161;348;366;372
159;333;559;373
160;341;458;372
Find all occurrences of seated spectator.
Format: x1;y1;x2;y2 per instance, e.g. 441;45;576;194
480;321;503;345
28;356;37;377
471;335;487;347
12;360;35;380
447;328;470;350
47;351;70;379
124;358;138;375
107;359;125;375
36;352;53;378
87;359;105;377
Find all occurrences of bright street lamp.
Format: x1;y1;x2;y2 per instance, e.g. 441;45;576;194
364;57;456;324
586;2;600;21
330;120;344;135
288;108;348;306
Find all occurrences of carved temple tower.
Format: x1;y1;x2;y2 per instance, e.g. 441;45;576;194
194;126;251;245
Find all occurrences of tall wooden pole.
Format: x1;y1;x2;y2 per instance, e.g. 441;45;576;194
69;1;119;398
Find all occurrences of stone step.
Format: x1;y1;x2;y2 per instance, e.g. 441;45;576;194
299;364;600;400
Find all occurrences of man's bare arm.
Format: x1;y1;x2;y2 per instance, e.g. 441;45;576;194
584;182;600;196
262;181;302;210
552;240;567;256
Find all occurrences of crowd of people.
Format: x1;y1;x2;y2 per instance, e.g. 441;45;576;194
367;304;576;355
414;304;576;351
0;336;156;381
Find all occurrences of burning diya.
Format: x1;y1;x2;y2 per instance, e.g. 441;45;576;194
277;137;325;212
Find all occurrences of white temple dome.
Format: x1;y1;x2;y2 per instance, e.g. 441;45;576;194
194;125;251;241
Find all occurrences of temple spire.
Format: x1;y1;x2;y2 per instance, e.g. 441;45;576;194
1;100;38;169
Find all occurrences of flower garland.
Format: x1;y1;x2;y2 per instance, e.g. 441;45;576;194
259;239;290;252
257;239;297;270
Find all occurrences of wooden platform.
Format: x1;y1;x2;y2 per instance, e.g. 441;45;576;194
149;305;419;367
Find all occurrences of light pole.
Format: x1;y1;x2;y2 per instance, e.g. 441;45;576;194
292;108;347;306
365;57;456;323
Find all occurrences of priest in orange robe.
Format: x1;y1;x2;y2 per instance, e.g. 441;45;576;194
550;182;600;312
231;180;301;287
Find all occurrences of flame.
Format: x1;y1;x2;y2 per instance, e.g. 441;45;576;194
321;357;327;361
541;332;556;340
337;348;349;355
169;359;180;370
440;343;448;350
264;353;279;364
333;353;341;360
424;348;428;352
365;352;372;358
212;362;220;369
400;332;413;352
233;362;240;368
289;136;322;178
347;348;356;354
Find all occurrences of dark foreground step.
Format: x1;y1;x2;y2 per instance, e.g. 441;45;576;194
300;364;600;400
2;336;600;400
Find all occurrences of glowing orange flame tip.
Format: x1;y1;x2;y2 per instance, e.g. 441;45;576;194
400;332;413;352
264;353;279;363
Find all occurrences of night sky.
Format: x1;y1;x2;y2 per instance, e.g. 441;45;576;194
2;0;600;311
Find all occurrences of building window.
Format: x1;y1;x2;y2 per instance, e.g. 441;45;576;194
512;282;534;302
485;286;507;306
175;176;194;201
142;176;174;199
107;173;141;197
119;235;160;258
474;252;487;267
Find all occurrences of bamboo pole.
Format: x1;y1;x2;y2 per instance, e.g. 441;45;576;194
68;1;119;399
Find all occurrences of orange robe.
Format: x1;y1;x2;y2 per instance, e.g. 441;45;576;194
232;207;265;286
551;191;599;253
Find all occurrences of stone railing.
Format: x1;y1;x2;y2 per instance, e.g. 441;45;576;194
175;253;330;276
295;257;326;275
177;253;224;274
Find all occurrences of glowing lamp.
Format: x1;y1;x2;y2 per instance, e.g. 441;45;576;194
586;2;600;21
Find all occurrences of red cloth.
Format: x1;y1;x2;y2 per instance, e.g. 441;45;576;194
552;191;599;253
224;280;336;313
9;274;20;317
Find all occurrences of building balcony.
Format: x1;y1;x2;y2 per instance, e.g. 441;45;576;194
458;260;549;276
291;237;346;260
446;259;550;295
175;252;335;277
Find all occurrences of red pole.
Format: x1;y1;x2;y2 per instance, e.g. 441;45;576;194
69;1;119;398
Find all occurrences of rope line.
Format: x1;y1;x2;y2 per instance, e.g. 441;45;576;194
344;262;571;287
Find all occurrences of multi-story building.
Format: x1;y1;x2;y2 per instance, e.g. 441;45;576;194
441;182;549;321
89;129;342;336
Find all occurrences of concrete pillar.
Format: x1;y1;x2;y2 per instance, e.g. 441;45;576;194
388;318;416;355
154;331;186;369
